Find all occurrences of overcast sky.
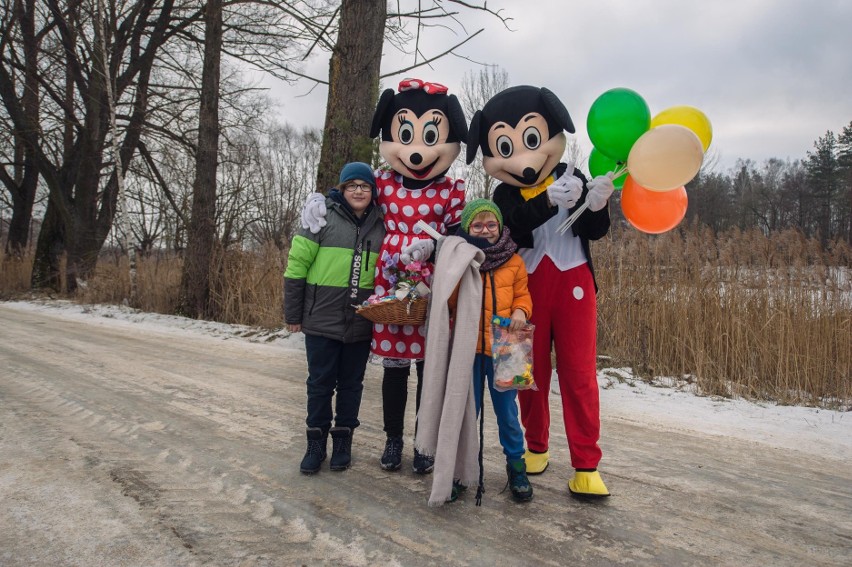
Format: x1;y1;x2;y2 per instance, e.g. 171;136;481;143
255;0;852;174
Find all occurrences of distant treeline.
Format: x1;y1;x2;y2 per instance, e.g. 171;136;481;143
669;125;852;244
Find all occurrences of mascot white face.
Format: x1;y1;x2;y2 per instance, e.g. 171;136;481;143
371;80;468;189
467;86;575;188
381;107;460;183
483;113;566;187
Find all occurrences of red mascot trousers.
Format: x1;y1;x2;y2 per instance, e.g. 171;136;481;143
519;256;602;470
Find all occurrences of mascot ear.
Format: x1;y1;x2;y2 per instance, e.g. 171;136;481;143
541;87;575;134
447;94;469;143
466;110;482;164
370;89;396;138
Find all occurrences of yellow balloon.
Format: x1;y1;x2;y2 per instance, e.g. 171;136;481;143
627;124;704;192
651;105;713;152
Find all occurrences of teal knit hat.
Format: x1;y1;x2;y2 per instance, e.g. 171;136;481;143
338;162;376;189
461;198;503;232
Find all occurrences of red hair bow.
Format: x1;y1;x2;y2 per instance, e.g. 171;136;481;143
398;78;448;95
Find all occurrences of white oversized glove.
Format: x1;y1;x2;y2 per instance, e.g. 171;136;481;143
546;173;583;209
586;174;615;212
400;238;435;265
300;192;327;234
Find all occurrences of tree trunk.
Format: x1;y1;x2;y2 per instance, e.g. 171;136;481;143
3;166;37;257
179;0;223;319
31;200;66;291
3;0;40;257
315;0;386;192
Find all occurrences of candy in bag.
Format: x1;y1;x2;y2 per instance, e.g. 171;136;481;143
490;317;537;392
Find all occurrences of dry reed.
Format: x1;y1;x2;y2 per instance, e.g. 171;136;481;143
595;224;851;409
0;252;34;298
73;244;287;327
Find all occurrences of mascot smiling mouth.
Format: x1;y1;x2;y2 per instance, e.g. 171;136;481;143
405;158;439;179
509;167;543;187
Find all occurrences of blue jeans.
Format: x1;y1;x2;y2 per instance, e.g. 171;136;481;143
472;353;525;463
304;334;370;431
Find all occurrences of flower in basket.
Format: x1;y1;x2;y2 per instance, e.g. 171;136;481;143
381;250;401;288
378;251;432;302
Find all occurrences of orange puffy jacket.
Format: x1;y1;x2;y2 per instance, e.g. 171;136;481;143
449;253;533;357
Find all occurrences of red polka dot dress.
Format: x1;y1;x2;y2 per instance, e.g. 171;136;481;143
371;170;466;360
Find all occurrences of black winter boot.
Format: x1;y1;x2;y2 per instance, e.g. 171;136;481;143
412;448;434;474
329;427;353;471
380;436;404;471
507;459;534;502
300;427;327;474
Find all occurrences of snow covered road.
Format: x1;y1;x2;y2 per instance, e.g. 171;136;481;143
1;301;850;566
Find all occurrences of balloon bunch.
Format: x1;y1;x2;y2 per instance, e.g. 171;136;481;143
586;88;712;234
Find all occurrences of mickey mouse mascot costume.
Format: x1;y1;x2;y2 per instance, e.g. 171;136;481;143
302;79;468;474
466;85;614;498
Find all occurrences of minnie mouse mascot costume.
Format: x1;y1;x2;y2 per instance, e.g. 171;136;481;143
302;79;468;474
466;85;614;498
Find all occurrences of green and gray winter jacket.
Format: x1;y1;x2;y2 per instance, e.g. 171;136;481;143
284;192;384;343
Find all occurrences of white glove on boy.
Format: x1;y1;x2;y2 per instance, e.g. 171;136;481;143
300;192;327;234
546;173;583;209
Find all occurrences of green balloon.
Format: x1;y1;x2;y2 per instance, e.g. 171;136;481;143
587;88;651;163
588;148;627;189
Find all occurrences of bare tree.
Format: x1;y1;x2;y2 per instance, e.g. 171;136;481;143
315;0;385;191
0;0;40;259
252;124;323;248
0;0;191;291
457;65;509;200
179;0;223;319
0;0;332;293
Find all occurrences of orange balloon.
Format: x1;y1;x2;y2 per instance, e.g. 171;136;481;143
621;175;688;234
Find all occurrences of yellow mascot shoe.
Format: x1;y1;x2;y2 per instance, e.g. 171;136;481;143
522;450;549;475
568;470;610;499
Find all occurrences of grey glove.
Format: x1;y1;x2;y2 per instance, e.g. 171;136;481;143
400;238;435;264
546;173;583;209
300;192;327;234
586;174;615;212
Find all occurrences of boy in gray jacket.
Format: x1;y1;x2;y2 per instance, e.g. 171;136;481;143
284;162;385;473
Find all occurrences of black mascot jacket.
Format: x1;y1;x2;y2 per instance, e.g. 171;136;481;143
492;162;610;292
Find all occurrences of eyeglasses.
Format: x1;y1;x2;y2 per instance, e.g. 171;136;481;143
469;221;499;232
344;183;372;193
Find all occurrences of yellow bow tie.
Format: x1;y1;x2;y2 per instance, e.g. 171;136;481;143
519;174;555;201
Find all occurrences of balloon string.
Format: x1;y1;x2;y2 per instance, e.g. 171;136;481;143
555;201;590;234
558;164;628;235
610;164;629;179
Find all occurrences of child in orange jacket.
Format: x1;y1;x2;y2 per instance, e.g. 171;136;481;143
449;199;534;502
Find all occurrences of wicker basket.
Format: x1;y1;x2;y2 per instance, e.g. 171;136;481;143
356;297;429;325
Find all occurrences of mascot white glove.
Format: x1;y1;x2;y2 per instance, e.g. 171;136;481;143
400;238;435;265
300;192;327;234
586;174;615;212
546;173;583;209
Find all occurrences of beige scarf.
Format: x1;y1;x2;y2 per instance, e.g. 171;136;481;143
415;236;485;506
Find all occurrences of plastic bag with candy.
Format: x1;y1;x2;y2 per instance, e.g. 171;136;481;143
490;316;537;392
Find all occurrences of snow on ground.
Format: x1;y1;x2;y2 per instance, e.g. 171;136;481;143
4;299;850;463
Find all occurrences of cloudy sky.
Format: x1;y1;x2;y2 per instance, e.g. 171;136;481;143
256;0;852;173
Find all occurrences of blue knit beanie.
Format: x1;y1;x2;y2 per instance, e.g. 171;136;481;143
338;162;376;189
461;198;503;231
